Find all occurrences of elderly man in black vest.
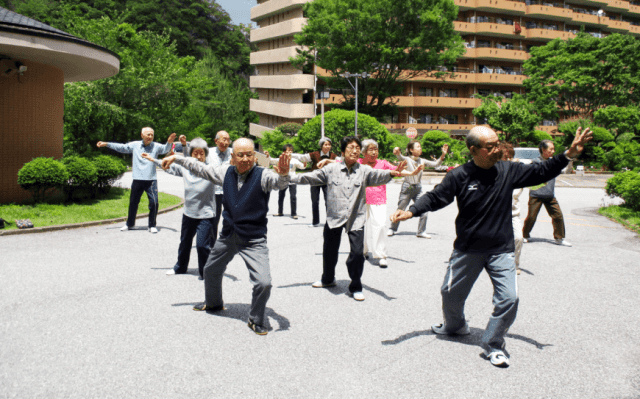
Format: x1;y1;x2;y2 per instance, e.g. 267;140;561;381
162;138;291;335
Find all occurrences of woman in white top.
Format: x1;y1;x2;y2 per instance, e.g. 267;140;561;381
388;140;449;238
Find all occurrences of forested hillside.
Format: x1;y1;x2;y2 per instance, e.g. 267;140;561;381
1;0;257;155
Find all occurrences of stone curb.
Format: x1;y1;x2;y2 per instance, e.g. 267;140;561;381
0;201;184;236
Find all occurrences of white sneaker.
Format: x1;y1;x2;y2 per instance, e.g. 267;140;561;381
351;291;365;301
308;223;321;228
149;227;158;234
379;258;388;268
555;238;572;247
416;232;432;239
483;348;510;368
120;225;130;231
166;269;176;275
523;238;529;243
387;229;395;237
312;279;336;288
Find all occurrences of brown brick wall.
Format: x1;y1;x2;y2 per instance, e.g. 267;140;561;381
0;60;64;204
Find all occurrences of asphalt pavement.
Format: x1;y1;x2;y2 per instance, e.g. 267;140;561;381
1;170;639;398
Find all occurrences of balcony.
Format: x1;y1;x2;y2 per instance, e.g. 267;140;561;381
463;47;530;61
250;18;306;43
251;0;312;22
603;0;630;12
249;123;274;138
250;98;315;119
475;22;521;37
250;74;315;90
572;12;607;27
394;96;482;109
628;24;640;35
525;28;577;40
475;71;526;85
384;122;478;132
628;3;640;14
454;0;527;15
251;47;302;65
526;4;574;20
604;18;631;31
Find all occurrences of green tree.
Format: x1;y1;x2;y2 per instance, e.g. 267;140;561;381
173;49;257;143
593;105;640;143
603;142;640;171
295;109;393;157
292;0;465;119
62;16;197;156
557;120;614;165
523;32;640;120
472;94;542;143
420;130;468;165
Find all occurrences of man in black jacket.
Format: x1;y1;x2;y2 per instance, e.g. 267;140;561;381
391;126;592;368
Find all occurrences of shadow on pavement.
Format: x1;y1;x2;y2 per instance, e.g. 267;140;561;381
277;280;395;300
171;302;290;332
381;327;553;350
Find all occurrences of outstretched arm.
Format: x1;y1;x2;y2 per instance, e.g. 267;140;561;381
159;133;177;155
143;153;182;176
565;127;593;159
163;155;227;185
97;141;133;154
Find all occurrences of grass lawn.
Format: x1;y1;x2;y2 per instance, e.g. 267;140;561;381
0;188;182;231
599;205;640;236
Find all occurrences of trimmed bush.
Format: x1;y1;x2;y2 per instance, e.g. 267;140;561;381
17;157;68;203
92;155;127;194
605;171;640;211
276;122;303;137
62;156;98;200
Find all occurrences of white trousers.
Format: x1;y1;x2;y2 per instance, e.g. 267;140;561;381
364;204;388;259
512;215;523;268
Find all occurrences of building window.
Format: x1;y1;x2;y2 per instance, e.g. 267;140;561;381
418;87;433;96
419;114;433;124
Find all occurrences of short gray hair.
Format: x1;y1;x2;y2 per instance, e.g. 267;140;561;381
216;130;230;140
361;139;378;154
189;137;209;158
539;140;553;154
318;137;332;148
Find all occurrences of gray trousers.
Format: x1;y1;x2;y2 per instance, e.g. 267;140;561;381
441;249;519;352
203;232;272;325
390;181;428;234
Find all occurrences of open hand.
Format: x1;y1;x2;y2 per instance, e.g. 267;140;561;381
409;164;424;176
566;127;593;159
141;152;153;161
316;158;334;169
167;133;176;144
273;152;291;176
441;144;449;156
179;135;187;146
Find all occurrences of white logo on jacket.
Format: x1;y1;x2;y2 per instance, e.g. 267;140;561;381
467;184;478;191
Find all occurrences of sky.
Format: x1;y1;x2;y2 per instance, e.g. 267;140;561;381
215;0;255;27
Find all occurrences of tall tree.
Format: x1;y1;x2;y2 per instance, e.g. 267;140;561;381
292;0;465;119
523;32;640;120
593;105;640;143
472;95;542;143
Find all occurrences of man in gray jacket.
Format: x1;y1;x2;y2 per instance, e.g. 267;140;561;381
522;140;572;247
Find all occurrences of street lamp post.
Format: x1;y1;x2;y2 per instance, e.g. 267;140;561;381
316;88;330;138
340;72;368;137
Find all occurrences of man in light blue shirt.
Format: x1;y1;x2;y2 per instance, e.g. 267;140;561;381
97;127;176;233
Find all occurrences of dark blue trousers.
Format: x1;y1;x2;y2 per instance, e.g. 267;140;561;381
278;185;297;216
174;214;215;277
127;180;158;228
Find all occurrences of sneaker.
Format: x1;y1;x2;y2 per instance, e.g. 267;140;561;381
483;348;510;368
516;269;521;275
416;232;432;239
248;320;268;335
431;322;471;336
166;269;176;275
350;291;365;301
273;213;283;217
198;276;204;281
308;223;321;228
387;229;395;237
193;303;225;313
555;238;572;247
120;225;131;231
379;258;388;268
149;227;158;234
292;215;298;219
312;279;337;288
523;238;529;243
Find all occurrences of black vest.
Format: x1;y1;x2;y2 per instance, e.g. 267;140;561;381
221;166;270;239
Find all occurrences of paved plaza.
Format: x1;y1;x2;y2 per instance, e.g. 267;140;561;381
1;170;639;398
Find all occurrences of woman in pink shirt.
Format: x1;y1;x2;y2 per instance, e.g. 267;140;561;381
358;139;423;267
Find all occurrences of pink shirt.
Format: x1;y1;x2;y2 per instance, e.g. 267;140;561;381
358;158;396;205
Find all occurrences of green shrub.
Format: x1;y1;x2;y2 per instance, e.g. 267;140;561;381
276;122;303;137
17;157;68;203
387;133;411;160
603;142;640;171
62;156;98;200
295;109;393;158
605;171;640;211
92;155;127;194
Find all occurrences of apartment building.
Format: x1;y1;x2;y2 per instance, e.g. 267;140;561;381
249;0;640;138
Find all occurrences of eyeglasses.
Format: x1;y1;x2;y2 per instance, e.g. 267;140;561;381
345;145;361;152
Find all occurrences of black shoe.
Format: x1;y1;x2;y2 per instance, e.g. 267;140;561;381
193;303;225;313
248;320;268;335
198;276;204;281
